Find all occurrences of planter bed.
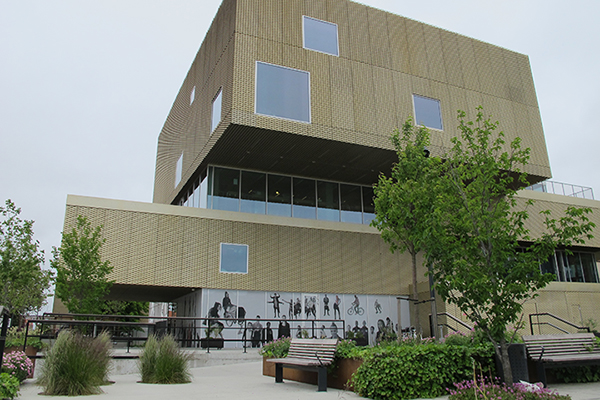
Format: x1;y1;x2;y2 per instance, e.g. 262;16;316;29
262;357;362;390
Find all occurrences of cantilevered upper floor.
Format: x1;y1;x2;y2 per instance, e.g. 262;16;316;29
153;0;551;206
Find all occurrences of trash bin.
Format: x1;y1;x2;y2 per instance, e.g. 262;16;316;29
495;343;529;383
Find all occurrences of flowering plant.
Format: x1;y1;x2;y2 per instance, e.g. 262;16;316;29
448;377;571;400
259;337;291;358
2;350;34;382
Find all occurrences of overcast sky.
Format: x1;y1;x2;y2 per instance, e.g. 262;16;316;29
1;1;599;302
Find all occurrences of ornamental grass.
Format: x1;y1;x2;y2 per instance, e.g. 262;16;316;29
37;330;112;396
138;334;191;384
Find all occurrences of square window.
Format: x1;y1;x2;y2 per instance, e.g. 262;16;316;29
413;95;443;130
211;88;222;133
220;243;248;274
175;153;183;187
190;86;195;105
255;62;311;123
303;16;339;56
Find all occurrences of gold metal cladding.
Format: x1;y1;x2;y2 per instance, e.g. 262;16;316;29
153;0;551;206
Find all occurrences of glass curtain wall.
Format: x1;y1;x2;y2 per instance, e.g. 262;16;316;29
267;174;292;217
340;184;362;223
317;180;339;221
241;170;266;214
185;166;377;225
540;250;599;283
211;167;239;211
293;178;317;219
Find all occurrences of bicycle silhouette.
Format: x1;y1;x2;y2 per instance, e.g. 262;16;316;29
347;304;364;316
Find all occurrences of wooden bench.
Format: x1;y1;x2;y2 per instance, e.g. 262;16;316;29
266;338;338;392
523;333;600;386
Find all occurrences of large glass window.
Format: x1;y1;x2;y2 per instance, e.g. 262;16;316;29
581;253;599;283
293;178;316;219
241;171;266;214
542;250;598;283
565;252;584;282
211;88;222;133
362;186;375;225
199;171;208;209
212;167;239;212
303;16;339;56
540;253;558;277
175;153;183;187
255;62;311;123
189;166;378;225
220;243;248;274
267;174;292;217
317;180;340;221
413;95;443;130
192;180;200;208
341;184;362;224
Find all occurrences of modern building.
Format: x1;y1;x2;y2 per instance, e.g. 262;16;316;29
57;0;600;341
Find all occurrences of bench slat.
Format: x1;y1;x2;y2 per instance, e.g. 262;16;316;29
267;338;340;392
522;333;600;387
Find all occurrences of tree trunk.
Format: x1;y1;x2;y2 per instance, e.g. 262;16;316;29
411;251;421;337
498;339;513;385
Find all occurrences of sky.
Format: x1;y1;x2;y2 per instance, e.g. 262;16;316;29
1;1;599;308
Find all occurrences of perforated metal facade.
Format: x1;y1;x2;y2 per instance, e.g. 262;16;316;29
154;0;551;206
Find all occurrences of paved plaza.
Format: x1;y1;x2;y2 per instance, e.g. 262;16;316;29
16;359;600;400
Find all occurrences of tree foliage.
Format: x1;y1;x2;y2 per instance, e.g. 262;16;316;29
52;215;114;315
371;120;440;335
375;108;595;384
99;300;148;317
0;200;53;322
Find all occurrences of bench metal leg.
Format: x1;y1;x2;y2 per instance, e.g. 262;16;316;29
275;363;283;383
536;362;547;388
317;366;327;392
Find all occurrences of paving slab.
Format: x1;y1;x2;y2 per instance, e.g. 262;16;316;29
16;359;600;400
18;361;361;400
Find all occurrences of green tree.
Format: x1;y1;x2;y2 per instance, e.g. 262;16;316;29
371;120;441;336
424;108;595;384
0;200;53;324
99;300;149;317
52;215;114;315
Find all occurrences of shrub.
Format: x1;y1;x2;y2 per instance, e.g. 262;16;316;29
2;350;33;382
5;326;45;351
138;334;191;384
351;342;493;400
0;372;20;399
259;337;291;358
553;365;600;383
334;339;367;359
449;377;571;400
37;330;112;395
444;331;473;347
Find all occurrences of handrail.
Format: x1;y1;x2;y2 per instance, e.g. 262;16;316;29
528;312;591;335
437;323;458;333
436;312;472;331
24;315;346;356
533;322;569;334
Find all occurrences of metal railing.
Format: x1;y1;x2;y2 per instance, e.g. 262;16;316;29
435;312;473;333
0;306;10;368
525;180;594;200
23;313;346;356
528;312;591;335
